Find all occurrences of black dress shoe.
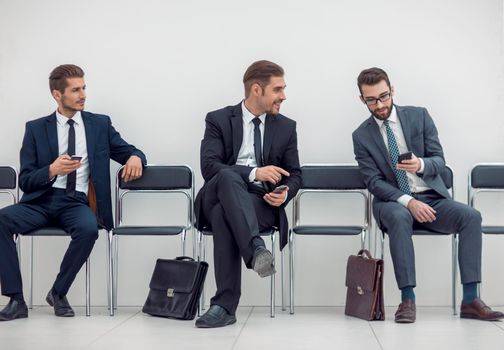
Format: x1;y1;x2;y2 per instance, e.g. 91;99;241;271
251;246;276;278
195;305;236;328
0;299;28;321
46;289;75;317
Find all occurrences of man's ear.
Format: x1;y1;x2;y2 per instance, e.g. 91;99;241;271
51;89;61;101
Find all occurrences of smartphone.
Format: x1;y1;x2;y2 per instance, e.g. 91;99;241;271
398;151;412;163
272;185;288;193
70;155;82;161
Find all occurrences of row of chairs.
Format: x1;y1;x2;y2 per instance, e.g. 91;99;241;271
0;163;503;317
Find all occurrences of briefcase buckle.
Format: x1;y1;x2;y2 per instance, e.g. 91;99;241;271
167;288;175;298
357;286;364;295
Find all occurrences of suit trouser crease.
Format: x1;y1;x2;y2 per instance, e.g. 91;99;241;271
377;193;482;289
0;190;98;297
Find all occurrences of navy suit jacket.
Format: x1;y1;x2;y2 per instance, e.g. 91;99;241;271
18;111;147;230
195;102;302;249
352;105;451;208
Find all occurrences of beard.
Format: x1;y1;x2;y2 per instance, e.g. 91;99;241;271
61;96;85;113
368;99;393;120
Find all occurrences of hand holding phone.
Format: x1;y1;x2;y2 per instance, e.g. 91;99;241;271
70;156;82;161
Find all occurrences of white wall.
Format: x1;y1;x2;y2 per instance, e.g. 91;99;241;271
0;0;503;308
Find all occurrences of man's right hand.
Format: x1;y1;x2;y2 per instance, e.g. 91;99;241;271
407;198;437;223
255;165;290;185
49;155;81;179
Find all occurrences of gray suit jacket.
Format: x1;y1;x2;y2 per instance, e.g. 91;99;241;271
352;105;451;206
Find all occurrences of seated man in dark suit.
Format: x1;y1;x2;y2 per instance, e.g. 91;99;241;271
0;64;146;321
194;60;302;328
352;67;503;323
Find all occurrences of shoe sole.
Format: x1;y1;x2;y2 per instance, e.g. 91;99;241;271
460;312;504;321
0;313;28;321
253;250;276;278
394;317;415;323
196;318;237;328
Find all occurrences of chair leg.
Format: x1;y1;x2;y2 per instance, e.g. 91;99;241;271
270;232;276;318
85;257;91;317
181;229;186;257
452;234;459;315
15;235;21;265
106;231;113;316
281;248;285;311
29;236;34;309
113;235;118;310
289;230;295;315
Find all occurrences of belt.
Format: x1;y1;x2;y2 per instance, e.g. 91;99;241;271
412;189;438;196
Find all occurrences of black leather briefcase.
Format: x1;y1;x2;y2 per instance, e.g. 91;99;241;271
142;256;208;320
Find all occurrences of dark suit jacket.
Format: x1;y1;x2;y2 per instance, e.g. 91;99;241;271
195;102;302;249
18;111;147;230
352;105;451;208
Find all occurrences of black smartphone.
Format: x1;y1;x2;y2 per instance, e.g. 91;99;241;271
272;185;288;193
70;155;82;161
398;151;412;163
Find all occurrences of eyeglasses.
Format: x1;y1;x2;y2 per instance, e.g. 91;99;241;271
362;92;391;106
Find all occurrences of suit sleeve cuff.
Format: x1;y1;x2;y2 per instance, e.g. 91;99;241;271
249;168;257;183
398;194;413;208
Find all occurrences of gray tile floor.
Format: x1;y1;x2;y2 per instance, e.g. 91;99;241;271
1;306;504;350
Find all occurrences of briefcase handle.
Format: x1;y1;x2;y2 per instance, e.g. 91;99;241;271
357;249;373;259
175;256;195;262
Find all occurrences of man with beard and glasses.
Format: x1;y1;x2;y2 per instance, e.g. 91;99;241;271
352;67;503;323
194;60;301;328
0;64;146;321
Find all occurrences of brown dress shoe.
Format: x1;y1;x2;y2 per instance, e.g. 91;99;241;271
395;299;416;323
460;298;504;321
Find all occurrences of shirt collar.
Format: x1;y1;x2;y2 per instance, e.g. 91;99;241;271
56;110;82;126
241;101;266;125
373;105;397;128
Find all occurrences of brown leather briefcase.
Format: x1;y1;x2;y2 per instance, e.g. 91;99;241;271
344;249;385;321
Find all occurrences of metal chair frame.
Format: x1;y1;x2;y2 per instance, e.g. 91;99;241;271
109;164;195;316
289;164;372;314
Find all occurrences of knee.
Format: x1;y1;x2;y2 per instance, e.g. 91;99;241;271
380;206;413;230
462;206;482;226
73;223;99;242
216;168;244;187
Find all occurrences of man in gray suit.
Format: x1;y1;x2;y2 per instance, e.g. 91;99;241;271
352;67;503;323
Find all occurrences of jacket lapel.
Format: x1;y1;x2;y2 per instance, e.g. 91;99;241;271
263;114;277;164
366;117;397;181
45;113;59;159
82;112;95;170
231;104;243;163
396;106;412;151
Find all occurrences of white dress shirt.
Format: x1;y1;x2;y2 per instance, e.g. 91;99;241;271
236;101;266;182
373;106;430;207
52;111;90;194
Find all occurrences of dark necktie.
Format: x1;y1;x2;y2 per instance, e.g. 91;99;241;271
384;120;411;195
66;119;76;196
252;118;263;167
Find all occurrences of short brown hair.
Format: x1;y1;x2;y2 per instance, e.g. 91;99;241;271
49;64;84;93
243;60;284;98
357;67;391;95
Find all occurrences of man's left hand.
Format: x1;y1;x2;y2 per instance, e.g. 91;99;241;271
263;188;288;207
396;153;421;174
122;155;143;182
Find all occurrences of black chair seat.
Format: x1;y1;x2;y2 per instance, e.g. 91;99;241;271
292;225;364;236
22;227;68;236
482;226;504;235
112;226;186;236
202;228;275;236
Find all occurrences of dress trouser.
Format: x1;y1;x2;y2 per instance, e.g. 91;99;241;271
375;191;482;289
0;188;98;297
200;169;277;315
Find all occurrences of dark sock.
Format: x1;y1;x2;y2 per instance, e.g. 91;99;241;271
462;282;478;304
401;286;415;302
7;293;24;303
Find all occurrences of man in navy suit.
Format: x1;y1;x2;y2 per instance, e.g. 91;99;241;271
194;60;301;328
0;64;146;321
352;67;503;323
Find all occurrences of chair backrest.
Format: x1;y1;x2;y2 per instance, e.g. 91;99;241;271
293;164;370;230
468;163;504;207
115;164;194;228
0;166;18;205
